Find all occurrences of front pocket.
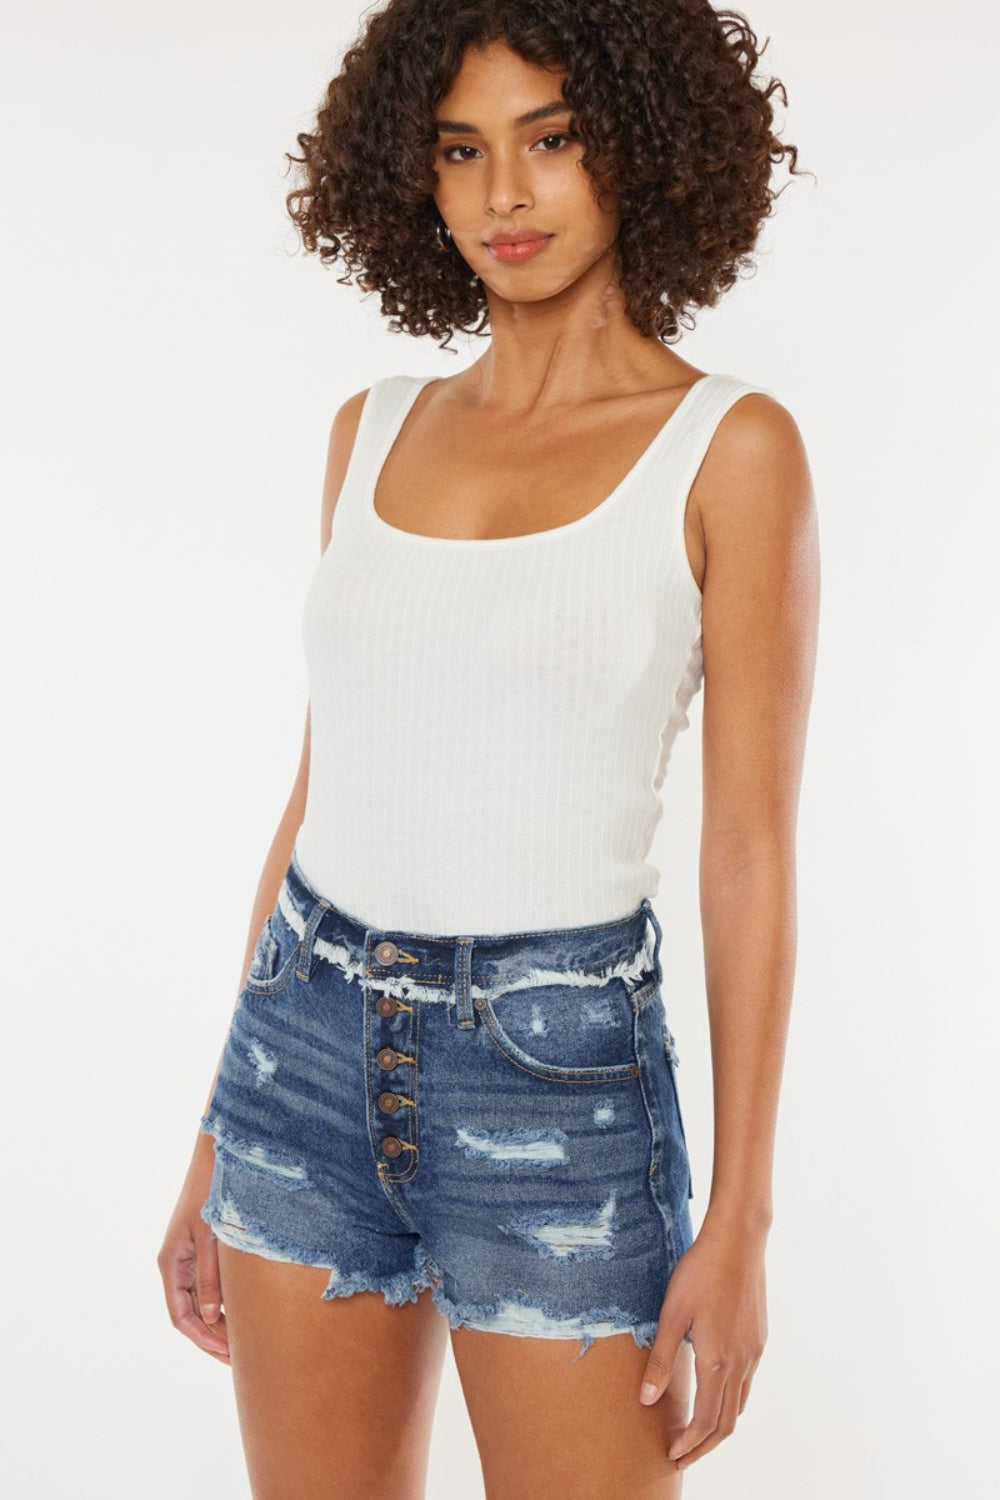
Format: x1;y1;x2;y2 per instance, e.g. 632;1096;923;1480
243;910;301;997
476;976;656;1084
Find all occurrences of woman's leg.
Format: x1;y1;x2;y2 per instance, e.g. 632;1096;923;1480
217;1242;449;1500
451;1326;692;1499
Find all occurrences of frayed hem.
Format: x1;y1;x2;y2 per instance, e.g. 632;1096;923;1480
321;1240;444;1308
429;1283;660;1363
202;1202;442;1309
321;1262;440;1306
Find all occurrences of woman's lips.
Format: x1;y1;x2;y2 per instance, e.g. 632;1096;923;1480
485;235;554;263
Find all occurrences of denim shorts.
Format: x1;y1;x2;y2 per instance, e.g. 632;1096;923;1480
199;848;695;1362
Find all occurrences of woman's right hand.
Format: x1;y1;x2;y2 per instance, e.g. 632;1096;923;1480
157;1139;231;1363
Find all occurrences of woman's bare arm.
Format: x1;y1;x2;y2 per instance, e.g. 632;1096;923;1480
639;392;819;1464
696;393;819;1235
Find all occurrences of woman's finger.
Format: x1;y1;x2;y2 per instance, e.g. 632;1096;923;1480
193;1227;224;1327
638;1324;684;1404
174;1301;232;1363
738;1359;759;1416
671;1368;744;1469
159;1234;231;1362
666;1345;727;1462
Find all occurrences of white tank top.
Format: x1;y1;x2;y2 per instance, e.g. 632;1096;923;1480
295;370;774;936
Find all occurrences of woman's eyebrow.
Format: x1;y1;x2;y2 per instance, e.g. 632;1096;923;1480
434;101;570;135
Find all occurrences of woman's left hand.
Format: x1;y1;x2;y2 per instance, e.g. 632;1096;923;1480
637;1216;769;1470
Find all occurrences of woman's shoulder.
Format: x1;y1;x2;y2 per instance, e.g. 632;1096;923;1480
689;373;813;547
685;371;804;481
706;371;802;450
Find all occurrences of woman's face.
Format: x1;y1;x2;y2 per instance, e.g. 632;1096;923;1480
431;40;620;303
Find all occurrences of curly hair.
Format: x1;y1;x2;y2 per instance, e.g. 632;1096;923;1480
284;0;807;350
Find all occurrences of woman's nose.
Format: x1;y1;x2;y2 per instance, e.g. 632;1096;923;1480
483;154;532;217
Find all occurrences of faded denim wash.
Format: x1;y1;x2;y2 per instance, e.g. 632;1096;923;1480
200;848;695;1361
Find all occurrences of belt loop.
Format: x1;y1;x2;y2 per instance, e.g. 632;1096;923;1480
296;897;331;982
455;938;475;1028
643;898;664;986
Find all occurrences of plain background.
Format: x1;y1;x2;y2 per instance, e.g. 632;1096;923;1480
2;1;997;1494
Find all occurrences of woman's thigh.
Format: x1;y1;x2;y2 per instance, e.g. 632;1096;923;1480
450;1325;692;1500
217;1241;449;1500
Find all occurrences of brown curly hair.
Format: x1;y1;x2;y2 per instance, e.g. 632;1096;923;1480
284;0;808;351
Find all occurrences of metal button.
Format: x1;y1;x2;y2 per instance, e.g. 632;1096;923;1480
373;940;399;965
378;1091;400;1113
473;997;487;1011
375;995;399;1017
376;1047;398;1069
381;1136;403;1158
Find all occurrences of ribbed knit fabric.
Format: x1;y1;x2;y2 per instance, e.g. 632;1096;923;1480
295;370;774;936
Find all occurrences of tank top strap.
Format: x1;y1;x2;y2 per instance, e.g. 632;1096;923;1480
333;374;432;523
666;371;778;494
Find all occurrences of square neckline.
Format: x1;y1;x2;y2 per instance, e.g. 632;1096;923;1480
366;371;720;547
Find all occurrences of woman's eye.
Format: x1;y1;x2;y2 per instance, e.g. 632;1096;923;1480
532;132;572;152
441;133;574;164
442;144;481;163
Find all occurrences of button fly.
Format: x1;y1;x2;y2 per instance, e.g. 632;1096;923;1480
381;1136;404;1158
376;1047;399;1070
375;995;399;1016
378;1091;401;1113
373;940;399;965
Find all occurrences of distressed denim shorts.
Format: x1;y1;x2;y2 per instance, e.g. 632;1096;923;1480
199;848;695;1361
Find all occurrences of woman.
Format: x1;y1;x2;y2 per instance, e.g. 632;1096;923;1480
158;1;819;1495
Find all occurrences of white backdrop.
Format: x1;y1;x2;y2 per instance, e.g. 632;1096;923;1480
2;1;997;1494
